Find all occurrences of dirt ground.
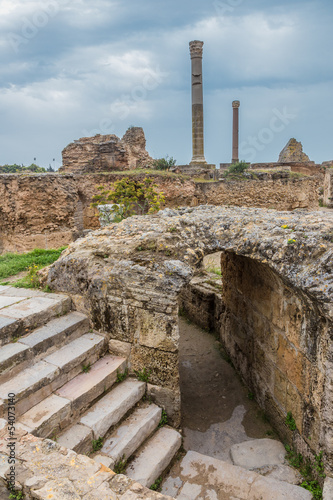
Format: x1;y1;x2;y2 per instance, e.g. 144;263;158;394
178;317;277;461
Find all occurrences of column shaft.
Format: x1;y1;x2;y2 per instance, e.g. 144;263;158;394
190;41;206;165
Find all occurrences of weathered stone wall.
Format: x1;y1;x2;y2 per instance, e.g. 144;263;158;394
219;251;332;463
60;127;153;174
0;174;81;253
46;205;333;471
178;276;224;333
0;172;321;253
324;168;333;208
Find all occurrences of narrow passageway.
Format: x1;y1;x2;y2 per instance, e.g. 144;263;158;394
178;316;276;462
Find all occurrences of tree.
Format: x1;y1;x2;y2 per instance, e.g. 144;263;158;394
91;177;165;222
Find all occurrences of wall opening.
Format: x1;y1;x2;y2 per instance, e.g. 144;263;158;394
177;250;330;466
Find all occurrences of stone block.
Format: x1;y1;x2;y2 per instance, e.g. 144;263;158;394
323;477;333;500
101;404;162;466
109;339;132;358
147;383;181;427
133;309;178;352
230;439;286;469
56;354;126;413
80;379;145;438
126;427;181;487
57;424;93;455
131;345;179;390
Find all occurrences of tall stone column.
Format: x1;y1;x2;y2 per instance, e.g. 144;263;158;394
232;100;240;163
190;41;206;165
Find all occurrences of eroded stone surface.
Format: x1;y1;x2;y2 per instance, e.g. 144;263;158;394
230;439;286;469
47;205;333;464
163;450;312;500
60;127;154;174
278;138;311;163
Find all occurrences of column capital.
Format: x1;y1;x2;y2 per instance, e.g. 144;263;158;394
189;40;204;58
232;100;240;108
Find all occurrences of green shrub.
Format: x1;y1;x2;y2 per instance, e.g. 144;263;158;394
153;156;176;171
92;177;165;222
225;161;249;176
285;411;297;431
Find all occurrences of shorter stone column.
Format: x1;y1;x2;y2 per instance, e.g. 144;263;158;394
232;100;240;163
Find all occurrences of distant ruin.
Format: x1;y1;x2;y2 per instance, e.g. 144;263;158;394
59;127;154;174
279;138;311;163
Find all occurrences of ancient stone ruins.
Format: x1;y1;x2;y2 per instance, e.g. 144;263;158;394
0;40;333;500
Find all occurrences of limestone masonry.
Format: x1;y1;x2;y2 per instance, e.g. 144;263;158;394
47;205;333;473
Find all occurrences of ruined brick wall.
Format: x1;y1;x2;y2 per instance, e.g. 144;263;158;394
0;172;321;253
59;127;153;174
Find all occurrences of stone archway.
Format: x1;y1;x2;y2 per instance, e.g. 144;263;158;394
47;205;333;471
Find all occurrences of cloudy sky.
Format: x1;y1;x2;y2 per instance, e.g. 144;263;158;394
1;0;332;169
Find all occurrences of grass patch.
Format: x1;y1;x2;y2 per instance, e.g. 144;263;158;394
92;437;103;452
0;247;66;281
206;266;222;276
113;455;127;474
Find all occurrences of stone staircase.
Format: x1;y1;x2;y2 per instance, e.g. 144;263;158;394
0;286;181;492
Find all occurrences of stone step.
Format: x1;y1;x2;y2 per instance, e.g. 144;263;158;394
0;360;59;418
57;423;93;455
126;427;182;488
80;378;146;439
101;404;162;468
56;354;127;415
0;333;106;418
43;332;106;377
21;311;89;356
0;312;89;382
0;289;71;346
17;393;71;438
16;354;126;441
161;450;312;500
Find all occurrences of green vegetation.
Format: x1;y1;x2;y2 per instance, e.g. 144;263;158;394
92;437;103;452
150;476;163;491
224;161;249;177
0;163;49;174
158;409;168;428
134;367;151;383
116;368;128;383
285;445;325;499
91;177;165;222
82;362;91;373
0;247;66;283
152;155;176;171
113;455;127;474
206;266;222;276
9;491;24;500
247;392;255;400
287;239;296;245
285;411;297;431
